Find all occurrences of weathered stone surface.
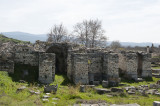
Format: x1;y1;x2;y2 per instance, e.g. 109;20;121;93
93;81;100;86
42;99;49;102
44;84;58;93
94;88;111;94
43;95;50;98
157;80;160;85
73;103;108;106
137;78;144;82
17;86;26;93
80;85;85;92
111;88;123;92
102;80;108;88
147;89;158;95
110;104;140;106
153;101;160;106
127;91;135;94
52;98;59;100
0;42;152;86
149;84;160;89
39;53;55;84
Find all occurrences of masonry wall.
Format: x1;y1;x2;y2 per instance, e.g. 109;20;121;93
142;53;152;78
72;53;89;84
39;53;55;84
69;52;120;85
0;60;14;73
103;53;119;86
14;45;38;66
118;52;127;76
126;53;138;80
67;52;72;80
88;53;103;82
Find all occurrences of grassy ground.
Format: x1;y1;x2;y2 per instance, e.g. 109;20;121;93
0;71;160;106
152;66;160;69
0;34;30;44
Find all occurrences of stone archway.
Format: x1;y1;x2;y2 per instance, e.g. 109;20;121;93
46;43;68;74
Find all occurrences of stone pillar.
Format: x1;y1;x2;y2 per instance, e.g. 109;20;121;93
103;53;119;86
126;53;138;80
146;46;150;53
153;101;160;106
67;53;72;80
142;53;152;78
38;53;55;84
72;53;89;84
107;53;119;86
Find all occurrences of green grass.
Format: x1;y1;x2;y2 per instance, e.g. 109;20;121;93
152;66;160;69
0;71;160;106
0;34;30;44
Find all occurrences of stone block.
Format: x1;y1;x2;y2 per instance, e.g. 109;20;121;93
44;84;58;93
111;88;123;93
153;101;160;106
38;53;55;84
80;85;85;92
94;88;111;94
93;81;100;86
102;80;108;88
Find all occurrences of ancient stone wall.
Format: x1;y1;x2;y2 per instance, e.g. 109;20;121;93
126;53;138;80
39;53;55;84
88;53;103;82
142;53;152;78
118;52;127;76
68;52;120;85
103;53;119;86
14;44;38;66
0;60;14;73
119;52;139;80
72;53;89;84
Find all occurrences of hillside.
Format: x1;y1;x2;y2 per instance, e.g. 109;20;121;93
2;31;160;47
0;34;30;44
2;32;47;43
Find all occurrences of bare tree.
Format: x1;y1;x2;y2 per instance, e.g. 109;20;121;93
47;24;67;43
110;40;121;51
73;19;107;48
73;20;90;47
89;19;106;48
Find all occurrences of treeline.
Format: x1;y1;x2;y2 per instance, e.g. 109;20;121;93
47;19;107;48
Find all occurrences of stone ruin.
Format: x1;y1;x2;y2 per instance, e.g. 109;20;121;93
0;40;152;86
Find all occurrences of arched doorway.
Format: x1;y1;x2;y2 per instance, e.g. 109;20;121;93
46;43;68;74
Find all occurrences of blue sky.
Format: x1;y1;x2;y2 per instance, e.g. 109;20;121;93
0;0;160;43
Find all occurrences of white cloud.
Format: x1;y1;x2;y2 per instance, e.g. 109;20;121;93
0;0;160;43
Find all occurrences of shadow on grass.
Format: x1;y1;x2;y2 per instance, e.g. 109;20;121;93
121;77;153;84
120;78;135;83
9;64;39;85
143;77;153;82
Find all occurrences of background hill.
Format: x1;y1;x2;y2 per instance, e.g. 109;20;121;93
0;33;29;44
2;32;47;43
2;31;160;47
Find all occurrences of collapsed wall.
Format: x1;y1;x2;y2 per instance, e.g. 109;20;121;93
39;53;55;84
142;53;152;78
0;41;152;85
0;42;15;73
118;51;152;81
103;53;119;86
0;43;56;84
67;51;119;86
